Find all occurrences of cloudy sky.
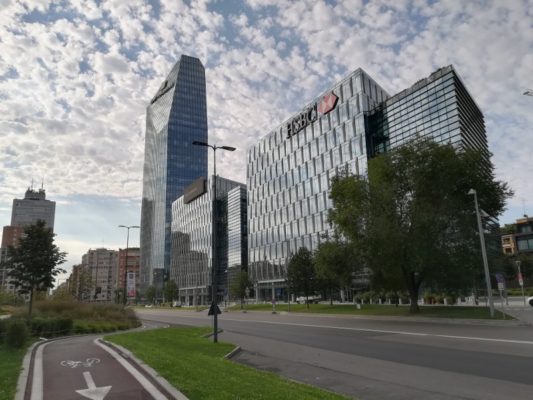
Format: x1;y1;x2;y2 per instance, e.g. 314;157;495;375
1;0;532;279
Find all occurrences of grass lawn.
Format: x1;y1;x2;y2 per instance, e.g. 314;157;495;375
107;327;348;400
0;341;33;400
229;303;511;319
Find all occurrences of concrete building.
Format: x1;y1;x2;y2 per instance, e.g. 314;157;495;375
82;248;118;302
170;176;246;305
117;247;140;301
1;187;56;293
247;65;491;300
502;216;533;256
140;55;208;294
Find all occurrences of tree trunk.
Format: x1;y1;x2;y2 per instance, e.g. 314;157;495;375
329;287;333;306
28;288;34;321
240;296;244;309
409;289;419;313
306;294;309;309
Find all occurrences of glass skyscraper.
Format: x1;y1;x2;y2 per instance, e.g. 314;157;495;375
140;55;208;292
247;65;489;300
170;176;246;305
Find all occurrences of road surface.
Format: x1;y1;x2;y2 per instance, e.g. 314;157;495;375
136;308;533;400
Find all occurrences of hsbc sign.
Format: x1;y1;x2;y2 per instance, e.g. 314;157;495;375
286;92;339;138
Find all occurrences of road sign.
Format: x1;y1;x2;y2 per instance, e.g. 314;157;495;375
76;371;112;400
497;282;505;291
518;272;524;286
208;304;221;316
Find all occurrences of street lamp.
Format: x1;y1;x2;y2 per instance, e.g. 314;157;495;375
468;189;495;317
118;225;140;306
192;140;236;343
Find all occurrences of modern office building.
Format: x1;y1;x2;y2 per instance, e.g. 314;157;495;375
140;55;208;293
81;248;118;302
170;176;246;305
247;65;489;300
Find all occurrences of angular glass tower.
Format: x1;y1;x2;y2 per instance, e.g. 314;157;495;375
140;55;208;292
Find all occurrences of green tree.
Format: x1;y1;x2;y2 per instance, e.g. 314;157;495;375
287;247;316;309
329;140;511;313
230;270;251;309
314;239;357;305
164;280;178;303
6;220;67;319
145;285;156;304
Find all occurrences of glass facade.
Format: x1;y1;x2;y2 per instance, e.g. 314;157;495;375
247;69;388;298
366;65;487;157
140;55;208;292
170;176;246;305
247;65;489;299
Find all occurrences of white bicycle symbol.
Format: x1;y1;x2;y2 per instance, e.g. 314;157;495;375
60;358;100;368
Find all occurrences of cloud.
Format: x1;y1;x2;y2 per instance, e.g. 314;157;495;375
0;0;532;270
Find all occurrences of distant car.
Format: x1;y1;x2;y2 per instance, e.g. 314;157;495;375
296;296;321;304
528;297;533;307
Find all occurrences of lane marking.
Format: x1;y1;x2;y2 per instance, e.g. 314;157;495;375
76;371;112;400
139;312;533;346
94;339;167;400
30;341;50;400
61;358;100;368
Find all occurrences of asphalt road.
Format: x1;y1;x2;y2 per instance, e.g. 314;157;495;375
136;308;533;400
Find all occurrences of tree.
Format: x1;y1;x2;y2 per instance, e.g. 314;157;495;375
329;139;511;313
145;285;156;304
287;247;316;309
314;239;357;305
230;269;251;309
6;220;66;319
164;280;178;303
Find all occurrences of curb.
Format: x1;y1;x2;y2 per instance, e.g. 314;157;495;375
99;339;188;400
232;310;528;327
224;345;241;359
15;339;44;400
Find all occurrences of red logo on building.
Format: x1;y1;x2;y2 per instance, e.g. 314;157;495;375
318;92;338;115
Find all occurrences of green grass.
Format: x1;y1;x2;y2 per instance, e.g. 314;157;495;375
107;327;348;400
229;303;511;319
0;341;33;400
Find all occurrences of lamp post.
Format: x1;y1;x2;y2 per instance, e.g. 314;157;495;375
468;189;495;317
192;140;236;343
118;225;140;306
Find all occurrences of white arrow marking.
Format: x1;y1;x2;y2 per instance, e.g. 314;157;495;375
75;371;112;400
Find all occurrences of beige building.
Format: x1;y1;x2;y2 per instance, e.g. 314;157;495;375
81;248;118;302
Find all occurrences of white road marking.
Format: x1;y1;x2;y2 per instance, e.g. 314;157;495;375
60;358;100;368
76;371;112;400
94;339;167;400
140;312;533;346
30;341;50;400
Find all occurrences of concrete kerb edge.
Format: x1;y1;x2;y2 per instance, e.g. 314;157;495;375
234;309;529;327
224;345;241;359
14;339;45;400
98;338;189;400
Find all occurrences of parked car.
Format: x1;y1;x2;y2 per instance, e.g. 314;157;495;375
528;297;533;307
296;295;321;304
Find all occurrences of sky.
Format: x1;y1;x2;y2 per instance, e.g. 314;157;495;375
0;0;532;281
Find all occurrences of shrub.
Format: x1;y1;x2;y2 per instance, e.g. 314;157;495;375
5;320;29;348
30;317;73;337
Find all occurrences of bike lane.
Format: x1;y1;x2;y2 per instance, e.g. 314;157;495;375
26;334;173;400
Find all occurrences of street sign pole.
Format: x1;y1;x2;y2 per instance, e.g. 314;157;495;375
516;260;526;307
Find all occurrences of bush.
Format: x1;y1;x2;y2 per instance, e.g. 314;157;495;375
30;317;73;337
5;320;29;348
0;319;7;342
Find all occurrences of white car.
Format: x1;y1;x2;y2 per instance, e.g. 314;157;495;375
528;297;533;307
